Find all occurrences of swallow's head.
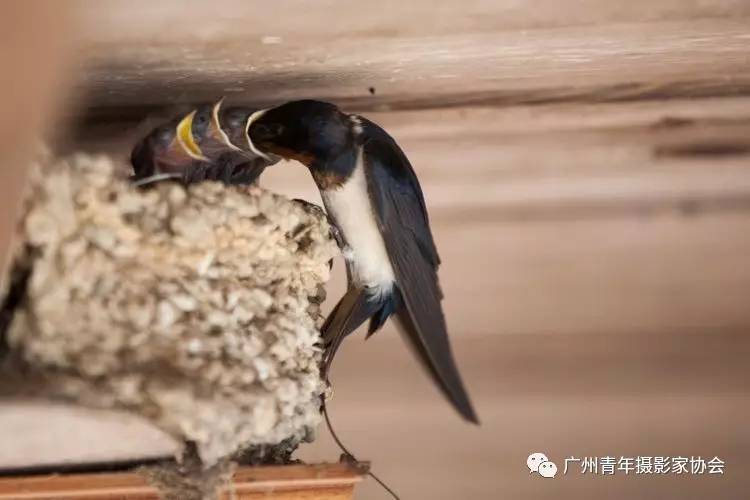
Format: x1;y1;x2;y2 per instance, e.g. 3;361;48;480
246;100;352;167
220;106;255;150
131;101;284;187
190;104;212;145
130;121;180;179
190;101;252;159
130;110;209;182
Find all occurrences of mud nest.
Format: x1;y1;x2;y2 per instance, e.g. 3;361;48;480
0;152;337;466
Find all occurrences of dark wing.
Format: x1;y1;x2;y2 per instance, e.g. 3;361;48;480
361;119;478;423
361;120;440;267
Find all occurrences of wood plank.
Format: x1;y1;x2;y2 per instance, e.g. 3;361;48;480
79;0;750;41
72;3;750;118
0;402;178;470
299;331;750;500
0;463;363;500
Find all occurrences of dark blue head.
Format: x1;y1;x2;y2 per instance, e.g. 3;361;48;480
247;100;353;167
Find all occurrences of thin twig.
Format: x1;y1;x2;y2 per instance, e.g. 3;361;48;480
321;390;401;500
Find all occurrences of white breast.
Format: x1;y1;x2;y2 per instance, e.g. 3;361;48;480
321;148;395;294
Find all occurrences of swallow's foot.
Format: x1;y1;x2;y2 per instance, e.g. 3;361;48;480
292;198;325;217
328;224;345;250
322;379;334;401
339;453;371;475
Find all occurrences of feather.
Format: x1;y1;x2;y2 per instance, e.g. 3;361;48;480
360;118;478;423
366;291;400;339
321;287;380;376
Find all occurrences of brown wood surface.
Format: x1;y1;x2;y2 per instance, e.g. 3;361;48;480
0;1;74;287
73;0;750;116
0;463;362;500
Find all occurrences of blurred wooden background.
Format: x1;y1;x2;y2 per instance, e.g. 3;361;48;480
3;1;750;498
0;1;74;283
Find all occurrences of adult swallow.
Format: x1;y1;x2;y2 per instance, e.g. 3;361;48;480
245;100;478;423
131;100;276;186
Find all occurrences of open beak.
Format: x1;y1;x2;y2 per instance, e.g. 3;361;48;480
244;109;273;161
175;110;209;161
131;103;280;187
131;111;207;186
207;98;242;151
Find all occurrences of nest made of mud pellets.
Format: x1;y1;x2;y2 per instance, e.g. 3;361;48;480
0;152;338;466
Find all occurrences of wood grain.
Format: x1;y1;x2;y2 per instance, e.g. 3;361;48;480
0;463;363;500
70;0;750;121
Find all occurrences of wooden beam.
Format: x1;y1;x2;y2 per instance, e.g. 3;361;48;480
71;2;750;117
0;463;364;500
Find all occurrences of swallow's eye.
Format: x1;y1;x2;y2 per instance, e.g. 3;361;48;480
156;126;173;143
252;123;284;141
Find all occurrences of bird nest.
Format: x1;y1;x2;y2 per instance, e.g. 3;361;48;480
0;151;337;466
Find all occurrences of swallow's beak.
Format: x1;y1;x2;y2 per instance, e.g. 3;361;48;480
244;109;273;161
131;111;208;185
131;103;281;188
207;99;241;151
176;110;209;161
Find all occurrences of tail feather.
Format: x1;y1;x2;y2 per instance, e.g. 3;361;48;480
394;301;479;424
365;291;400;339
321;284;478;424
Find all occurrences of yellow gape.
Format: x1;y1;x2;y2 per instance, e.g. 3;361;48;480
176;110;209;160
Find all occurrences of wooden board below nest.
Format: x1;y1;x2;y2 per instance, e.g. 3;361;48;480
0;463;365;500
0;400;178;470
